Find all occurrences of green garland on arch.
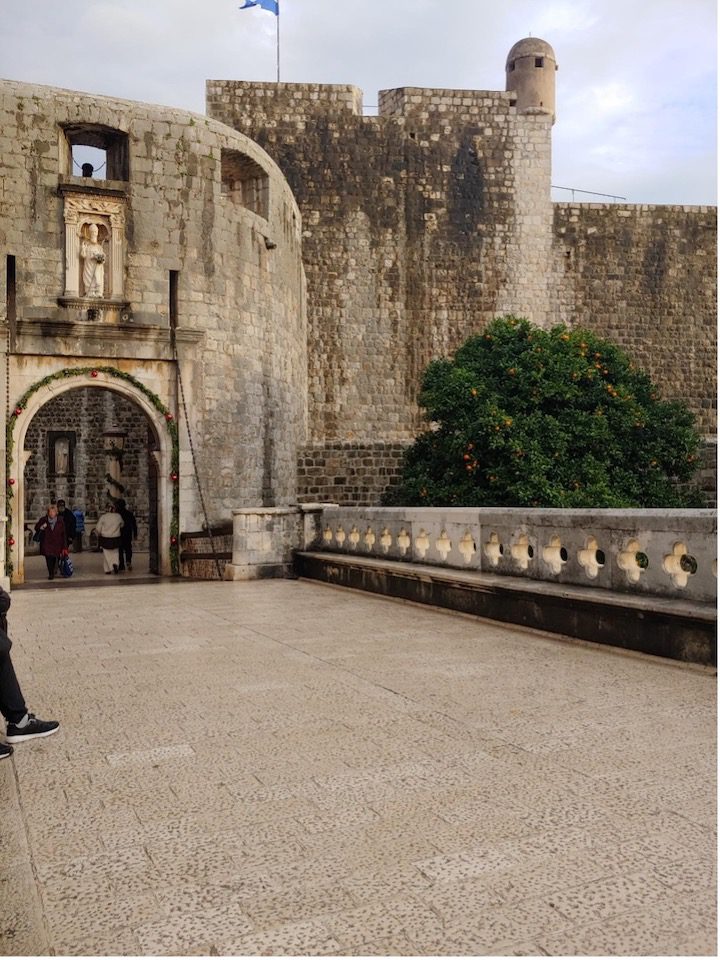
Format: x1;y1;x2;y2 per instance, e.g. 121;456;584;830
5;365;180;577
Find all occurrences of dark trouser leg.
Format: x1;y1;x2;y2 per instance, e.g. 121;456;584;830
45;556;57;578
0;631;28;724
119;542;132;570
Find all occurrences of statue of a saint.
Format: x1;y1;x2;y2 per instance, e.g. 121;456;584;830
54;437;70;475
80;223;106;298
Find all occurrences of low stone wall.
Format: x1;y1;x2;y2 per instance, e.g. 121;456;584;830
303;506;717;604
297;439;716;509
297;442;409;506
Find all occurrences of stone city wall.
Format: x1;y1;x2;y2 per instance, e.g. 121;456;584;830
552;203;717;436
206;82;554;443
208;81;715;507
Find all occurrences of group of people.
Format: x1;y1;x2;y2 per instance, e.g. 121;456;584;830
34;499;137;579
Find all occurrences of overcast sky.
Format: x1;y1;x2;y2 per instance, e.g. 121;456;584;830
1;0;716;205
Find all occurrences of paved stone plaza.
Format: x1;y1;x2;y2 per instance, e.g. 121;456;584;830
0;579;716;956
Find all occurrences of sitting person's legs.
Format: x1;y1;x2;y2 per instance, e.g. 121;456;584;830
0;630;59;758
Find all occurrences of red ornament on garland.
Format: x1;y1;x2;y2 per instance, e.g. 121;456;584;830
170;535;178;545
90;370;98;378
165;412;174;422
8;478;15;486
170;472;178;481
14;407;22;416
8;537;15;547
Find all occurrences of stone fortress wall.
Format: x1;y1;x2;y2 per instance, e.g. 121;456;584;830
551;202;717;435
207;49;716;506
206;81;555;443
0;80;308;542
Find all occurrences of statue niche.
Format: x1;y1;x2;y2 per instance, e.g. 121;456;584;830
60;191;126;313
80;221;107;298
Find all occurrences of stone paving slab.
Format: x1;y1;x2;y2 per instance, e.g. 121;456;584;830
0;578;716;956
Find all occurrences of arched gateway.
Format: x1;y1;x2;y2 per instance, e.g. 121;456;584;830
7;369;174;584
0;80;308;587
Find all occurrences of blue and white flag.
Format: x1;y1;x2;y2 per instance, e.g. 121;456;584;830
239;0;279;13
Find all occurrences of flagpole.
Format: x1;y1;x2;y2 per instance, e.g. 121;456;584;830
276;3;280;82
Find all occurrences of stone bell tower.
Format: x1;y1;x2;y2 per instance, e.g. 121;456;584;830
505;36;558;123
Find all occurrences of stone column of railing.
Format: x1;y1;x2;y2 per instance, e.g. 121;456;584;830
224;507;303;581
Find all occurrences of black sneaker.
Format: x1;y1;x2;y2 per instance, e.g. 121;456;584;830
6;714;60;743
0;742;13;760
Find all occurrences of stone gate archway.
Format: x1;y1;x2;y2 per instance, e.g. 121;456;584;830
8;370;174;584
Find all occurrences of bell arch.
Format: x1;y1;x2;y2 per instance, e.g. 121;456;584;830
8;369;174;584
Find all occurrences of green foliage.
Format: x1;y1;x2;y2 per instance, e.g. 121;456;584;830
385;316;704;508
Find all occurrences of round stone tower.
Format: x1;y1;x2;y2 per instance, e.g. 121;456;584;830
505;37;557;123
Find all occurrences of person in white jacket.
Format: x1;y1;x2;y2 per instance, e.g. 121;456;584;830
93;504;125;574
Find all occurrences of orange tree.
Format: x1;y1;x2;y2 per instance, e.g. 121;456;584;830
385;316;703;507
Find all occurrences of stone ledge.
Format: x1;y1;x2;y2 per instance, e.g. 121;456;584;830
15;320;204;344
295;551;717;666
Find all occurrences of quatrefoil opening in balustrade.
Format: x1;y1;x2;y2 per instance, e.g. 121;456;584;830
380;527;393;553
415;529;430;559
577;536;605;579
335;525;346;546
397;529;411;555
510;534;534;571
484;532;504;567
542;536;568;575
322;526;333;544
663;541;698;589
348;526;360;549
459;531;476;564
617;538;649;584
435;530;452;561
363;527;376;550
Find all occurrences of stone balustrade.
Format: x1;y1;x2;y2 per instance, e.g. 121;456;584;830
299;505;717;604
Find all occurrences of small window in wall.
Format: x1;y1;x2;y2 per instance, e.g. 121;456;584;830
62;124;129;181
535;57;544;67
508;61;515;71
49;432;76;477
6;255;16;325
169;270;179;329
221;149;269;220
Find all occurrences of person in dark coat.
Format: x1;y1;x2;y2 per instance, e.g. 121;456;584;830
34;503;66;580
0;585;59;760
117;499;138;572
56;499;76;550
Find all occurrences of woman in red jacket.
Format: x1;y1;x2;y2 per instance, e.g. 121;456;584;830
34;503;66;580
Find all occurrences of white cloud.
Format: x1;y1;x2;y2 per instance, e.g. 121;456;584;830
0;0;715;204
